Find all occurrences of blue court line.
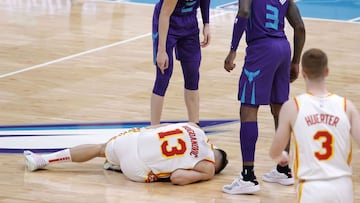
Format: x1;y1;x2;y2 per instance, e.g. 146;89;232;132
0;120;237;154
0;119;237;131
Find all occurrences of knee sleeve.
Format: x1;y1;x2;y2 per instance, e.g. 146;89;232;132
181;61;200;90
152;65;173;96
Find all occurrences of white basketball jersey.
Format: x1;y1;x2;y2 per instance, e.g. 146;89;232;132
293;93;352;180
137;123;215;178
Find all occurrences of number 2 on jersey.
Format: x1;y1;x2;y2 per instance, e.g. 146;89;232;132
158;129;187;157
313;131;334;161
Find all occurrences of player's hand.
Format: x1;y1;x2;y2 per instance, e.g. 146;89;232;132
201;24;211;48
290;63;299;83
156;51;169;74
224;50;236;72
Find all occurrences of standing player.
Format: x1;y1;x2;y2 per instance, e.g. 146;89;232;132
269;48;360;202
24;122;228;185
222;0;306;194
151;0;211;126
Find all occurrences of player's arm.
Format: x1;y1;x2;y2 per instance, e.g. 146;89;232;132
170;160;215;185
286;0;305;82
347;99;360;145
157;0;177;74
269;99;296;165
224;0;251;72
200;0;211;47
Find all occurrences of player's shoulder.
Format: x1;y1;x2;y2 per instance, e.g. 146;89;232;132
281;96;299;113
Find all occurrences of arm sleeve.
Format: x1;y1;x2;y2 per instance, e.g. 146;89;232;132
200;0;210;24
230;15;248;51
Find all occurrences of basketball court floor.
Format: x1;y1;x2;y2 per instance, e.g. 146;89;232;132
0;0;359;202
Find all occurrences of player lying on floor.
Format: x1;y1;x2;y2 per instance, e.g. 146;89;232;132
24;122;228;185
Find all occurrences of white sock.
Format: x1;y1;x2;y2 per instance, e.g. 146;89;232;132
42;149;72;165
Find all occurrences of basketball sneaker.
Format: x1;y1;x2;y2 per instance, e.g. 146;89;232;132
262;168;294;185
223;173;260;195
103;161;122;173
24;150;48;171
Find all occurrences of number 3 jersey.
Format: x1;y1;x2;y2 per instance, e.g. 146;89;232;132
292;93;352;180
246;0;289;44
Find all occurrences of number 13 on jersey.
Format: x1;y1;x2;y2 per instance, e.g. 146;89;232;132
158;129;187;158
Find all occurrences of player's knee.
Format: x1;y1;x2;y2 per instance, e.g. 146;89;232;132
183;74;199;90
153;75;171;96
184;82;198;90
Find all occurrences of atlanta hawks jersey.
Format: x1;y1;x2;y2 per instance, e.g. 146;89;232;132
105;122;215;182
293;93;352;180
137;123;215;178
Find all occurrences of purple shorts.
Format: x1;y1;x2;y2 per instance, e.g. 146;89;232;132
152;12;201;64
151;6;201;96
238;38;291;105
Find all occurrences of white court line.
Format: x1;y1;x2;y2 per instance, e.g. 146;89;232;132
0;32;151;79
0;10;229;79
349;16;360;22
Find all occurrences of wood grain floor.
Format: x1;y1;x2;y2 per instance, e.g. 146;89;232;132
0;0;359;202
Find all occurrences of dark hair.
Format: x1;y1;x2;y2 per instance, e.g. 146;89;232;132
215;148;228;174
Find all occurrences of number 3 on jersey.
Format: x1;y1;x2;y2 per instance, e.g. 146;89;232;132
265;4;279;30
158;129;187;158
313;131;334;161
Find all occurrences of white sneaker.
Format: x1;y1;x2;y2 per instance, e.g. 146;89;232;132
223;175;260;195
24;150;48;171
262;168;294;185
103;161;122;173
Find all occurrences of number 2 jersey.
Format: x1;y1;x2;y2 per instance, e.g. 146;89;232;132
292;93;352;180
105;123;215;183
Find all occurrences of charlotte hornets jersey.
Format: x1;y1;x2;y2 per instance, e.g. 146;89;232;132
155;0;199;16
246;0;288;43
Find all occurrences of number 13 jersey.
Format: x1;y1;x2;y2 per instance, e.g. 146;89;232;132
138;123;215;178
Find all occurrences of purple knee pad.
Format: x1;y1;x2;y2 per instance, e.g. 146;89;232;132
240;121;258;162
152;68;172;96
181;60;200;90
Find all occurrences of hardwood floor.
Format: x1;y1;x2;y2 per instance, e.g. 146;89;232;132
0;0;359;202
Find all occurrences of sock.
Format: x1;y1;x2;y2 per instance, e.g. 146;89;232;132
42;149;72;164
277;164;292;177
240;122;259;162
242;165;258;184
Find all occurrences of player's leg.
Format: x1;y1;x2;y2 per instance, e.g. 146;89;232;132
24;144;106;171
184;88;199;124
223;40;277;194
176;34;201;125
181;59;200;125
150;30;176;125
262;39;294;185
223;107;261;194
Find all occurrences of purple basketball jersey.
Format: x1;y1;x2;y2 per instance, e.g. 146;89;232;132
246;0;289;44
